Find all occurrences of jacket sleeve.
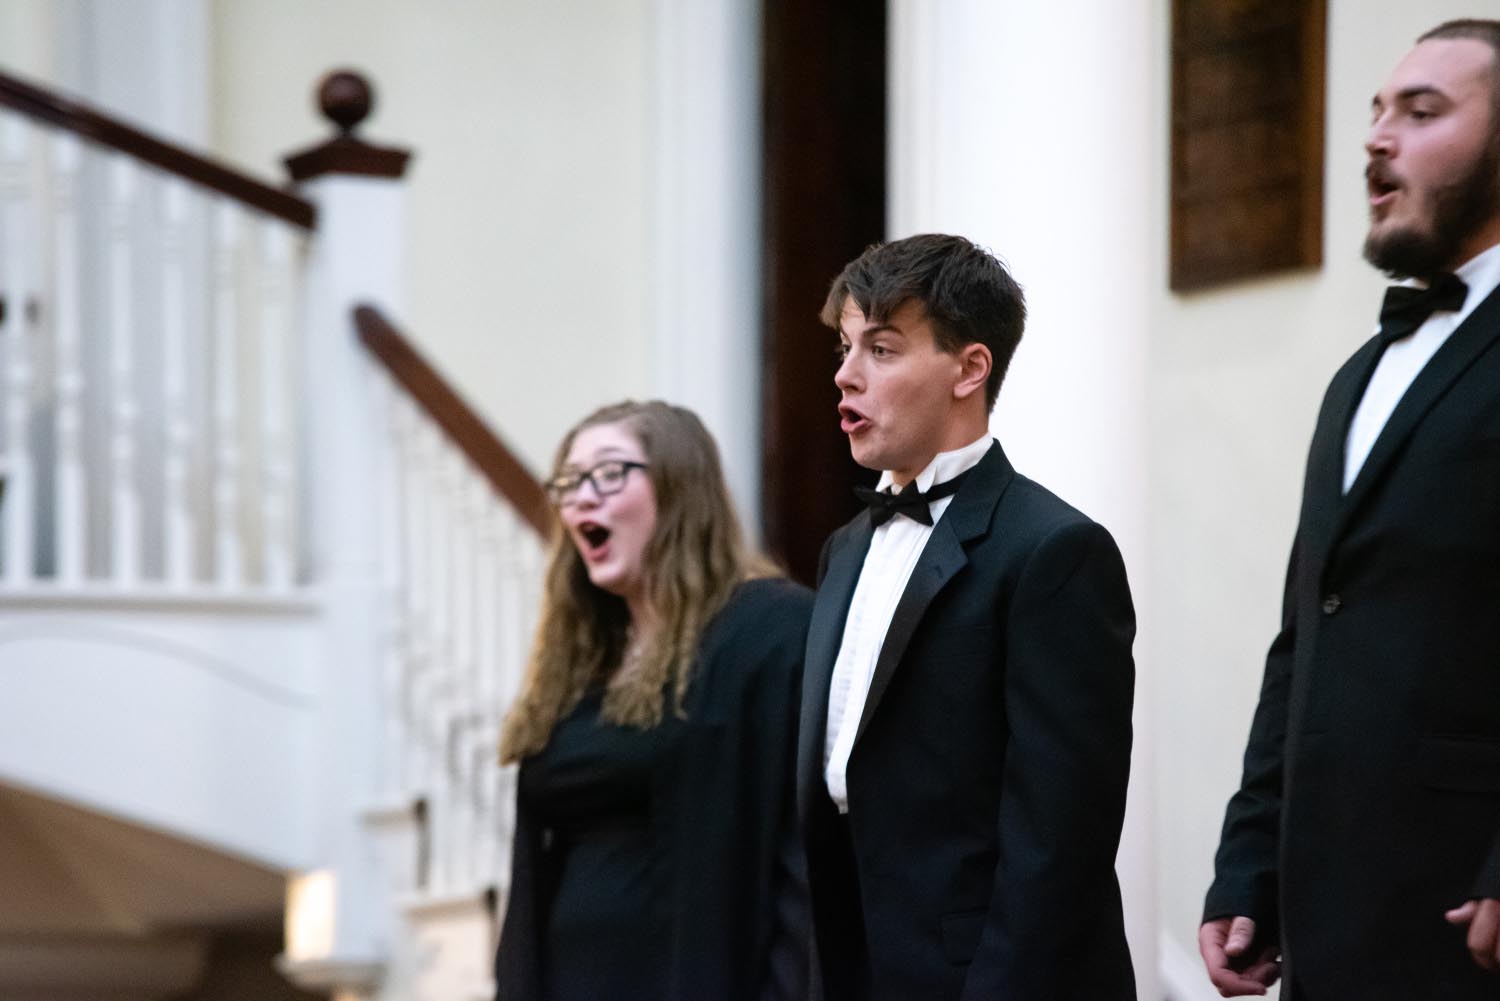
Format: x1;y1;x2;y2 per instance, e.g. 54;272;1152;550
960;520;1137;1000
1202;537;1299;935
1470;835;1500;899
664;581;814;1001
494;774;545;1001
755;620;814;1001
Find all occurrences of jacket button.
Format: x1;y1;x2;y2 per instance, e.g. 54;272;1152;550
1321;594;1342;615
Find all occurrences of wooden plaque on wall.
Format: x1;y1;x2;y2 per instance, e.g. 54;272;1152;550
1170;0;1326;290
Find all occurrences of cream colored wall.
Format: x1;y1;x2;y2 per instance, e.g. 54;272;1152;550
210;0;653;475
0;0;61;80
1147;0;1494;988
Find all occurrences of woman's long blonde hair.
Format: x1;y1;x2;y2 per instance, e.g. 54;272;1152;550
499;401;773;762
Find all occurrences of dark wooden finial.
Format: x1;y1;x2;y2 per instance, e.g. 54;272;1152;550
318;70;372;134
284;69;411;183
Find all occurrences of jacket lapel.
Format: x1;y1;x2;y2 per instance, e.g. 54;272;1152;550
797;513;873;810
1300;335;1384;553
1332;283;1500;545
851;443;1013;746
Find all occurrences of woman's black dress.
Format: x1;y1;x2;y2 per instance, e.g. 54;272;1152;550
494;577;813;1001
520;687;680;998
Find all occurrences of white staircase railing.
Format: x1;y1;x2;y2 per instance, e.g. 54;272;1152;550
354;303;547;1000
0;66;548;1001
0;75;314;595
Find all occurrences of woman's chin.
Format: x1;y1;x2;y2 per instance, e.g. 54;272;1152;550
585;565;632;598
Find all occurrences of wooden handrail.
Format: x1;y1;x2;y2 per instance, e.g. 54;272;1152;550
0;67;316;230
354;305;553;538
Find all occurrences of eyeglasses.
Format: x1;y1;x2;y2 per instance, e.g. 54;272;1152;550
545;460;648;506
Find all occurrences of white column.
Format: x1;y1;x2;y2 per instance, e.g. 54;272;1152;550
295;171;407;972
889;3;1157;996
647;0;762;536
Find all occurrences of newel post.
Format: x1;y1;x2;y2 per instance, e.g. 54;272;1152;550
276;69;413;1001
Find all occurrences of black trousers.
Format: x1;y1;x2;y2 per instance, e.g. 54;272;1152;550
812;808;873;1001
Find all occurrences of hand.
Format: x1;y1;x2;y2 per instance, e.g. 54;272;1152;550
1445;898;1500;972
1199;916;1281;997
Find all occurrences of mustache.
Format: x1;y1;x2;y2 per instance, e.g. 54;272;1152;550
1366;160;1402;189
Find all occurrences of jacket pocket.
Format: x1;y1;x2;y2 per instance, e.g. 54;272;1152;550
940;908;986;965
1417;735;1500;792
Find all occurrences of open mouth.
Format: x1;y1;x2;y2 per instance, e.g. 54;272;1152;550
1366;163;1400;207
577;522;611;556
839;403;871;435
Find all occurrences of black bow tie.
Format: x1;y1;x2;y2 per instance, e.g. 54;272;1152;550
1378;273;1468;346
853;469;971;528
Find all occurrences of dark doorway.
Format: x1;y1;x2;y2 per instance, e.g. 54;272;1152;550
760;0;887;585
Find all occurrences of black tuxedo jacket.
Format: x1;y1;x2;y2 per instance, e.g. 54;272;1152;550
1207;283;1500;999
797;442;1137;1000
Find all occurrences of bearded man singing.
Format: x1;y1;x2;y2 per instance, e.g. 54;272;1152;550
1201;18;1500;1001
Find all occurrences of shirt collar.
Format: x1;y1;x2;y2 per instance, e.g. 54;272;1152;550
875;433;993;494
1453;243;1500;320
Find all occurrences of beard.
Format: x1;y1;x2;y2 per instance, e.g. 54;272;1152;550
1363;135;1500;279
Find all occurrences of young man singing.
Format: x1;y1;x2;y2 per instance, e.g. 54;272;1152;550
797;234;1137;1000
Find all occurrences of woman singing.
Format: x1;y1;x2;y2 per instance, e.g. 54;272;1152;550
494;400;811;1001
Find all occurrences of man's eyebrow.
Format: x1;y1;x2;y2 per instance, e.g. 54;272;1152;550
841;322;906;339
1373;84;1449;110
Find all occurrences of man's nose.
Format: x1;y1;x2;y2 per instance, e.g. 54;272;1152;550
1365;111;1396;159
835;353;860;392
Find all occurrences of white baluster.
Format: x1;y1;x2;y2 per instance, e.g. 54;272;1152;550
377;374;409;801
497;506;533;708
258;222;295;589
409;416;448;896
401;410;434;801
472;490;503;888
497;505;534;889
427;437;459;895
210;201;243;586
0;115;35;584
107;157;141;583
508;506;547;892
452;464;484;888
161;180;196;586
50;132;85;583
392;393;416;802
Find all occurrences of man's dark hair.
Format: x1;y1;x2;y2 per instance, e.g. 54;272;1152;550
820;233;1026;410
1420;19;1500;111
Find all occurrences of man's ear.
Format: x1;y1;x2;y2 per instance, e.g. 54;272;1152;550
953;343;992;401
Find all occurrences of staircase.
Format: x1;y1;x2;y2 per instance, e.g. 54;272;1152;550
0;66;546;1001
